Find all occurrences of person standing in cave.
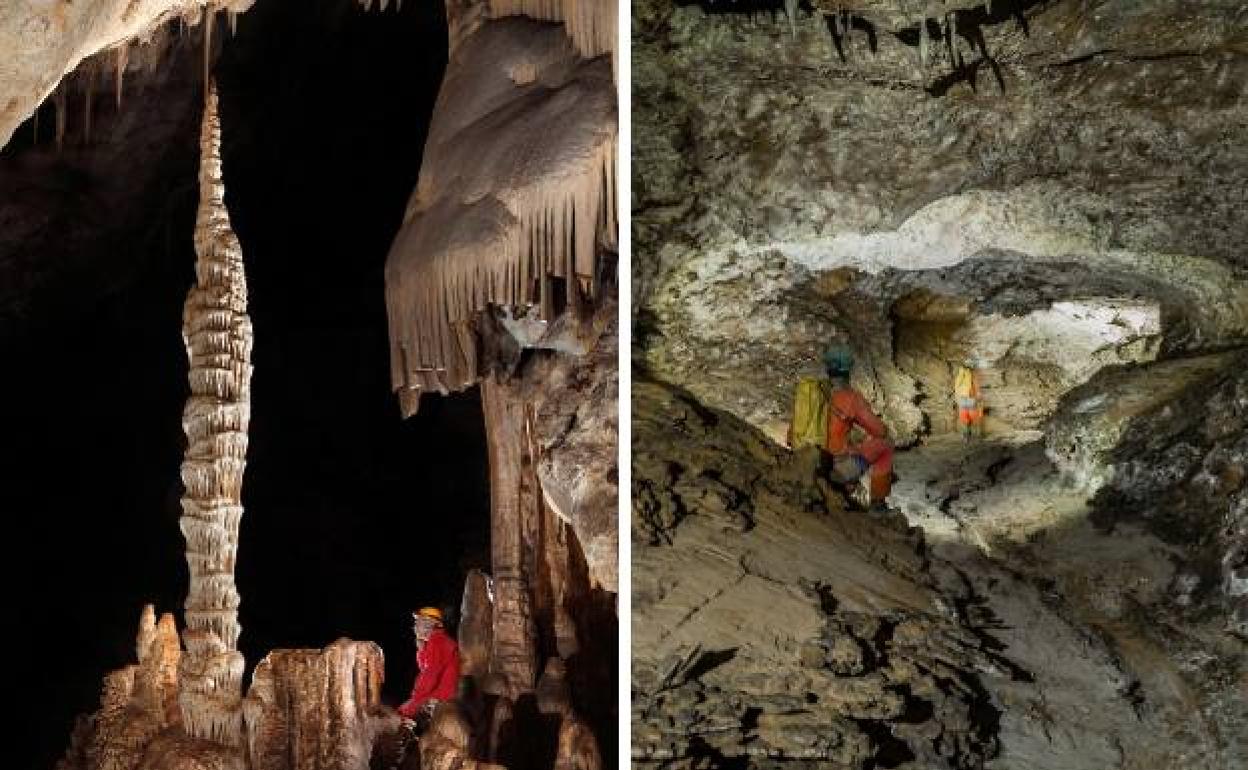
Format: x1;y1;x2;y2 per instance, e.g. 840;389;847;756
398;607;461;730
954;359;984;442
820;346;895;512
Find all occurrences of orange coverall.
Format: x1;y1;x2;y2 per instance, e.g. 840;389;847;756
826;387;894;503
955;366;983;429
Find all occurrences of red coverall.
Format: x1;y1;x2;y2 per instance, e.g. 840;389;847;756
826;387;894;503
397;627;460;718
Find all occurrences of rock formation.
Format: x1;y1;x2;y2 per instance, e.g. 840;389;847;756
242;640;391;770
10;0;620;764
176;81;251;749
380;0;620;765
635;1;1244;767
38;0;619;767
58;608;395;770
634;0;1247;446
0;0;254;148
632;376;1247;769
384;0;617;417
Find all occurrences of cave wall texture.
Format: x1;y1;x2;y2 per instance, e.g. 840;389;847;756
633;0;1247;445
633;1;1245;768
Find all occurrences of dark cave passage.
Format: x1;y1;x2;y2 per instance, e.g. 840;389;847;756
4;2;491;768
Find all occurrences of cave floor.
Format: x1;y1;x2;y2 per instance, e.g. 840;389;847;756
891;430;1088;550
884;431;1241;770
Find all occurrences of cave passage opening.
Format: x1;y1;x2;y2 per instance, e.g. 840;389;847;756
4;2;494;767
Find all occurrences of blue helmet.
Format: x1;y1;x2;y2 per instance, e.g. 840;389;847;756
823;345;853;377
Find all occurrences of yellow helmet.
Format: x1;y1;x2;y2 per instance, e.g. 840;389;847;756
413;607;443;625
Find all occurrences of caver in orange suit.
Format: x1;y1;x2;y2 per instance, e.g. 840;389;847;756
825;386;894;507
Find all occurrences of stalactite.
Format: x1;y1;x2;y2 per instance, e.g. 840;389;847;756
919;17;929;69
950;10;959;67
54;84;66;151
784;0;797;39
31;107;38;144
388;134;616;416
203;5;214;90
115;44;128;110
176;82;250;750
842;10;852;62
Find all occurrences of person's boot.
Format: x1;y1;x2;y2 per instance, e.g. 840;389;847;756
868;472;891;513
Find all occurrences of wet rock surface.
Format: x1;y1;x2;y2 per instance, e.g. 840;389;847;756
632;0;1248;445
633;6;1246;762
631;377;1247;769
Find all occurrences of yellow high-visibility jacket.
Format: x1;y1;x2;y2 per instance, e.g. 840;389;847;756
954;366;980;404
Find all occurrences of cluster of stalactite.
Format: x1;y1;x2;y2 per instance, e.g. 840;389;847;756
176;81;252;749
22;3;243;151
387;136;617;417
361;0;617;79
385;1;618;417
355;0;407;12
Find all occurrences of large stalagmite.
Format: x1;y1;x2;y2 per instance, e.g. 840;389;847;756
177;81;251;748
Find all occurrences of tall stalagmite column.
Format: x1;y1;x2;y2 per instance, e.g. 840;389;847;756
481;377;539;696
177;82;251;747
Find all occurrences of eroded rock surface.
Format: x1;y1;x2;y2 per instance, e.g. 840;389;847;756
243;640;391;770
632;377;1247;769
633;0;1248;445
58;611;397;770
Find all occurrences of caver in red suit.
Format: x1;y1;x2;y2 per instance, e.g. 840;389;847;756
397;624;460;718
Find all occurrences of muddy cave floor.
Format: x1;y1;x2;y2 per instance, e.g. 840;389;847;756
632;368;1244;770
876;427;1234;762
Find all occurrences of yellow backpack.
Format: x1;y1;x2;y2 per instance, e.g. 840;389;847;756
791;378;833;449
954;366;977;399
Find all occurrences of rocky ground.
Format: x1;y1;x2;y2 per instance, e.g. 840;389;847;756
633;3;1246;765
632;366;1246;769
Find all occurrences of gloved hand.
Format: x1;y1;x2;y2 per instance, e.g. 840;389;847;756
828;454;867;483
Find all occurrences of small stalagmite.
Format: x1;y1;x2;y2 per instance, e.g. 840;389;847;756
421;703;507;770
62;606;185;770
459;569;495;680
242;640;386;770
176;81;252;749
553;717;601;770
